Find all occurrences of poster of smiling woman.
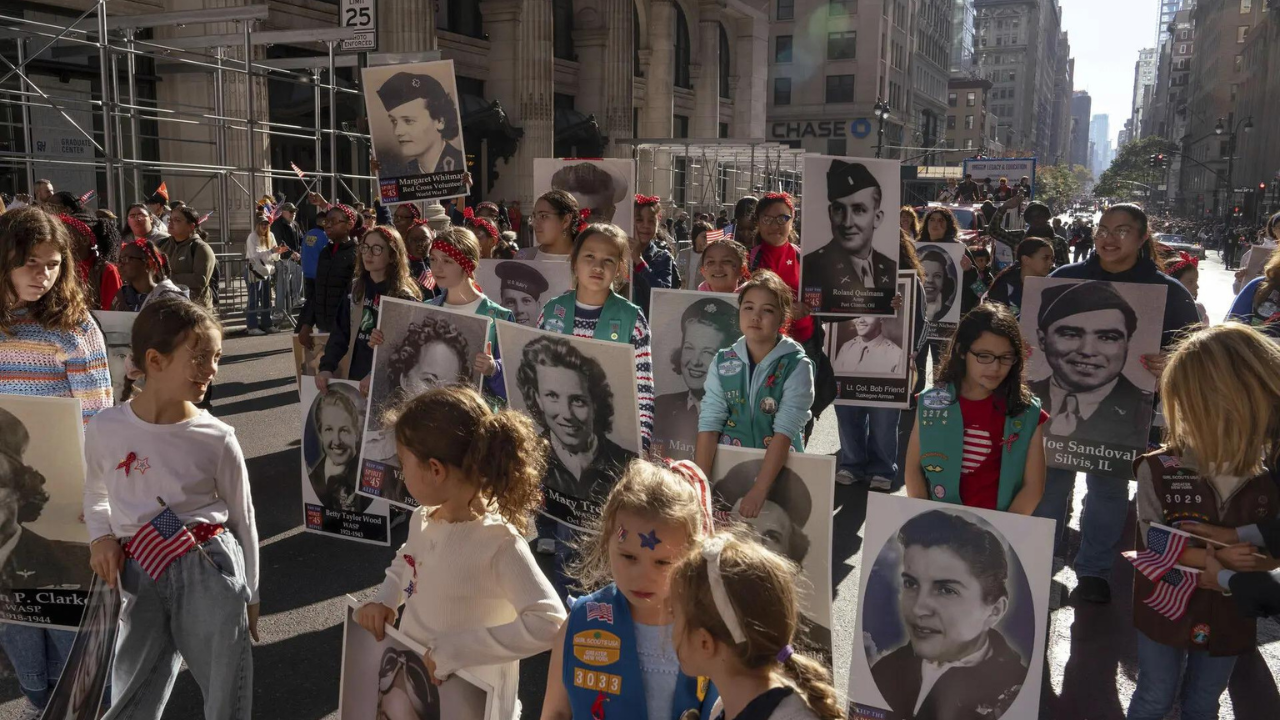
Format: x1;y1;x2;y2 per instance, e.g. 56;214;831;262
848;495;1053;720
363;60;468;204
300;381;390;545
497;321;641;530
1018;277;1165;478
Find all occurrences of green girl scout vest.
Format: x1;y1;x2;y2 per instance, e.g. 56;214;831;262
541;291;641;344
916;384;1042;511
715;345;806;452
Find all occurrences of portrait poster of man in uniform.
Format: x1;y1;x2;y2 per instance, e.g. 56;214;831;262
362;60;468;204
534;158;635;234
1019;278;1165;478
649;290;740;461
848;495;1054;720
339;597;495;720
474;259;574;329
299;381;390;546
0;395;94;629
828;277;915;408
497;322;642;530
710;447;835;662
800;155;900;316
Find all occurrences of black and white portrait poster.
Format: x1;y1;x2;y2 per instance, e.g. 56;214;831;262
92;310;135;403
849;495;1053;720
0;394;92;629
358;298;492;509
294;332;329;389
534;158;635;233
300;381;390;545
710;446;835;663
1019;278;1165;478
496;321;642;530
41;575;120;720
916;242;966;340
800;155;900;317
339;597;495;720
649;289;740;461
828;276;915;409
363;60;468;204
474;259;574;328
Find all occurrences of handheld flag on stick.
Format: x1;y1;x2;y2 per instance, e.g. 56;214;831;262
127;499;198;581
291;161;306;179
1124;525;1189;582
77;189;96;205
153;182;169;203
418;267;436;291
1142;567;1199;621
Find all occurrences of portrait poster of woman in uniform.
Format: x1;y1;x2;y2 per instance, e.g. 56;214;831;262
709;446;836;663
848;495;1054;720
473;259;574;328
357;299;491;509
299;381;390;545
362;60;468;204
827;276;915;408
338;597;494;720
92;310;136;403
916;242;965;340
533;158;635;232
496;321;642;531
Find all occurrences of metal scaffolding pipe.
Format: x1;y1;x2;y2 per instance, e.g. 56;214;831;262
97;0;116;212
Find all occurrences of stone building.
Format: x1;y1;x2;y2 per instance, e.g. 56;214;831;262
944;76;1003;163
972;0;1067;158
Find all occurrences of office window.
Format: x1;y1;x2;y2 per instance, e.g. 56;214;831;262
777;0;795;20
1231;83;1239;100
947;115;956;130
776;35;793;63
773;77;792;105
1220;139;1230;158
719;122;729;139
553;0;575;60
828;31;857;60
720;25;731;99
1241;0;1251;12
1179;44;1188;54
830;0;856;16
1008;71;1016;82
966;92;976;107
825;74;855;103
1236;54;1243;71
965;114;974;129
948;92;957;107
1238;26;1248;43
674;5;692;88
827;138;847;156
946;139;956;149
965;139;974;150
674;114;690;139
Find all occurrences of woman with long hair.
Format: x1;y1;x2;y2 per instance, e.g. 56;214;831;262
159;205;217;310
1228;240;1280;339
244;214;283;335
899;205;919;242
516;189;584;260
984;236;1055;317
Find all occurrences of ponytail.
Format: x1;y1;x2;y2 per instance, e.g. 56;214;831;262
780;653;844;720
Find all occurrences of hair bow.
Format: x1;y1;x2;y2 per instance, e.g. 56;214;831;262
1165;249;1199;276
576;208;592;234
635;194;661;207
761;192;795;213
57;214;94;242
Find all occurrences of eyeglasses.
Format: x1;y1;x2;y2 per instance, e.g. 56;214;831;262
1094;227;1132;242
358;243;385;256
968;351;1017;366
758;214;792;227
532;211;563;222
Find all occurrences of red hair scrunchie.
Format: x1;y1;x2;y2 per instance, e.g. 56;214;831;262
760;192;795;214
635;194;661;207
575;208;592;234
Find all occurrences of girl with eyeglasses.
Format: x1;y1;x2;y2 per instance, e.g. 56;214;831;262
316;225;422;397
904;303;1048;514
516;190;582;261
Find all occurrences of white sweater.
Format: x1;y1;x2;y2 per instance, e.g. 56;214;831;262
83;403;260;602
373;508;566;720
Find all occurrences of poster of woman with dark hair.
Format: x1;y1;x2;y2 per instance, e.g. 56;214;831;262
916;242;965;340
363;60;468;204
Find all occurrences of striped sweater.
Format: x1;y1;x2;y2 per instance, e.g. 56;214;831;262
0;311;114;426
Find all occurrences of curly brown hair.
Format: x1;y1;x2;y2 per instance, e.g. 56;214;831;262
356;226;422;303
385;385;547;534
920;206;961;242
0;207;91;333
515;335;615;437
386;315;471;390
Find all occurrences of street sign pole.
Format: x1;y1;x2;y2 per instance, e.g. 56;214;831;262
339;0;377;53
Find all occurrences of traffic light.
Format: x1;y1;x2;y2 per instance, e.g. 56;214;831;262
1149;154;1158;167
1261;182;1268;191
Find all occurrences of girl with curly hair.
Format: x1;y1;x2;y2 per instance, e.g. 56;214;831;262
355;385;565;720
63;212;122;311
1;206;113;715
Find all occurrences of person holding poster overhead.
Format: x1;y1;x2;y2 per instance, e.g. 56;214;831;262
1126;324;1280;720
374;72;465;177
695;271;815;517
1037;203;1200;606
800;160;897;304
353;386;565;720
0;207;113;715
905;304;1048;514
517;190;583;261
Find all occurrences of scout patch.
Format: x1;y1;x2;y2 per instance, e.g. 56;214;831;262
574;667;622;695
719;434;742;446
697;676;710;701
718;358;744;376
933;484;947;499
545;318;565;333
924;464;943;474
573;629;622;666
760;396;778;415
555;304;567;318
1191;624;1210;645
922;390;953;409
608;319;622;341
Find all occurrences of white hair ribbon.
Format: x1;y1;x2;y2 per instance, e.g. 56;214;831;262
702;535;746;644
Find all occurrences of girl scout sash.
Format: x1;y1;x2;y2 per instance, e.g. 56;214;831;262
714;345;805;453
542;291;641;344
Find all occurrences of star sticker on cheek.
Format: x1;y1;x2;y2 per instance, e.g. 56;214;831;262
639;530;662;550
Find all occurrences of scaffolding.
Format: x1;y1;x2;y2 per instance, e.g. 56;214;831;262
0;2;404;321
619;139;807;219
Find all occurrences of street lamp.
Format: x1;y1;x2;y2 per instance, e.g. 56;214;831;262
874;98;891;159
1213;115;1253;222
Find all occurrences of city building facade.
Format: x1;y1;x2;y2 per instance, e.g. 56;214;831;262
951;0;978;74
1090;113;1112;176
945;76;1003;163
972;0;1067;158
1070;90;1091;170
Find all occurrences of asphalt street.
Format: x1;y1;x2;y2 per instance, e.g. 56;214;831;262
0;246;1275;719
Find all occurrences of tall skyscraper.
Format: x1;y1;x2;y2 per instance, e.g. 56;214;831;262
1070;91;1092;169
1090;113;1111;175
951;0;977;75
1157;0;1183;45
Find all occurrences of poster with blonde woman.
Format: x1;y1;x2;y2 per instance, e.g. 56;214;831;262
300;381;390;545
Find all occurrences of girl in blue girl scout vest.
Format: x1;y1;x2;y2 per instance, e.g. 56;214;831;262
905;304;1049;514
695;270;815;520
541;459;721;720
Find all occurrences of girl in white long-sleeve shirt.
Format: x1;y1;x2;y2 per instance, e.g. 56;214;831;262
355;385;566;720
84;297;259;720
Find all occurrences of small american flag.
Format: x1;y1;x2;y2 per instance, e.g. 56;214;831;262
585;601;613;624
418;267;436;290
1124;526;1188;582
290;161;306;179
1143;567;1199;620
704;228;725;244
77;189;96;204
129;504;197;580
1158;454;1181;469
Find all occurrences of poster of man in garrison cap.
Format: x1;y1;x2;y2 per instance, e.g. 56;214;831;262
800;155;900;317
363;60;468;204
1019;277;1166;478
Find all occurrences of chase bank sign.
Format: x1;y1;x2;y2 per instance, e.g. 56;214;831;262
770;118;873;140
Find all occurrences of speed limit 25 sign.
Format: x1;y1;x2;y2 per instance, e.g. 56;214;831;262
339;0;377;52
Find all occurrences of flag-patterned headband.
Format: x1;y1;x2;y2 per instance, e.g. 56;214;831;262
663;458;714;534
433;233;477;275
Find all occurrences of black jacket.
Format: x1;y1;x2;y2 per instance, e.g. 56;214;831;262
1227;516;1280;618
870;629;1027;720
299;238;357;332
1049;255;1202;348
271;217;303;254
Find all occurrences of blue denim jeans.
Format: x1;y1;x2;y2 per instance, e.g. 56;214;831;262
0;624;76;708
535;514;578;605
244;274;273;331
1073;473;1132;580
1127;631;1237;720
835;405;900;479
105;531;252;720
1033;466;1077;554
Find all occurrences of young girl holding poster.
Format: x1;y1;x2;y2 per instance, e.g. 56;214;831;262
671;533;843;720
1126;324;1280;720
84;297;259;719
540;459;720;720
0;208;114;716
695;270;815;519
354;385;565;720
905;303;1048;514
